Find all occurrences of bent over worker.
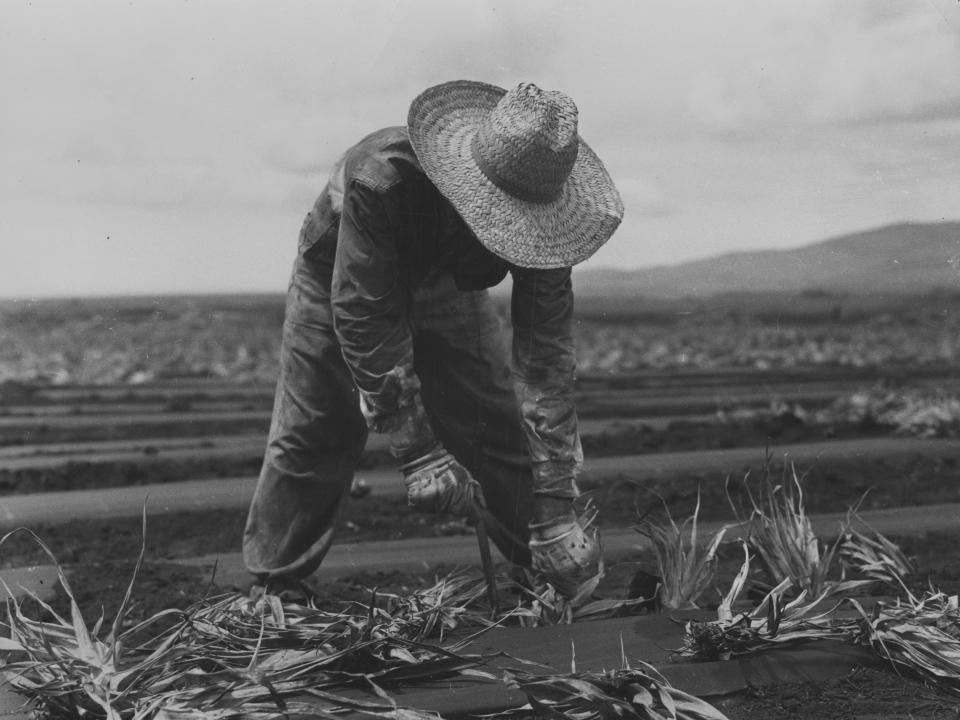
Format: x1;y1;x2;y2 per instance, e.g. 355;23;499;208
243;80;624;598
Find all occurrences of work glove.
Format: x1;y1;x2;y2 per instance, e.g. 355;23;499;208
400;444;484;518
529;499;602;599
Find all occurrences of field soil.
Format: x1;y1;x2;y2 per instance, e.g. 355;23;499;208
2;410;959;627
3;294;960;718
0;412;934;495
7;522;960;720
717;667;960;719
6;474;960;633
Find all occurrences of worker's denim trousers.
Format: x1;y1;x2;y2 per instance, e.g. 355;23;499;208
242;251;534;582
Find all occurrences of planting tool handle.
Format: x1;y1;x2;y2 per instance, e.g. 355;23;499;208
473;500;500;614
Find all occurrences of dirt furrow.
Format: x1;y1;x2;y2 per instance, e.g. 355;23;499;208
0;437;955;529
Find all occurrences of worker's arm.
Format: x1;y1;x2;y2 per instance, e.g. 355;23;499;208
509;266;583;499
511;266;602;597
331;180;437;459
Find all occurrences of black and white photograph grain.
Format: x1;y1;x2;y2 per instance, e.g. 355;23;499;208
2;1;960;717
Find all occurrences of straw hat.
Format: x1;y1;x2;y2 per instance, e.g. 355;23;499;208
407;80;624;269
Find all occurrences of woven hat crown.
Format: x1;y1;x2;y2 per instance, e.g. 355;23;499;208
470;83;579;204
407;80;623;268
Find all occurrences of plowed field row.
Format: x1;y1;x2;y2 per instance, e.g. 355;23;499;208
0;368;957;532
0;368;956;587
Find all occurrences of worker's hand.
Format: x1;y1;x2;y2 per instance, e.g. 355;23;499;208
529;500;602;599
400;445;483;517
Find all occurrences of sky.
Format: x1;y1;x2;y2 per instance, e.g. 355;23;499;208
2;0;960;298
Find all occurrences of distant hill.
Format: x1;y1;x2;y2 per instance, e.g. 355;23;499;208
576;221;960;299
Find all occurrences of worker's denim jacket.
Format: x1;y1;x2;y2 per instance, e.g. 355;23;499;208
299;127;582;497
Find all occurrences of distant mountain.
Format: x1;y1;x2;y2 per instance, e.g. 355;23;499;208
575;222;960;299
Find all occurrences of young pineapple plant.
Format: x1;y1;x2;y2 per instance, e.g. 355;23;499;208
728;456;845;597
503;661;732;720
635;493;731;611
840;512;917;591
677;542;853;661
0;512;710;719
0;513;512;719
849;590;960;693
0;523;194;720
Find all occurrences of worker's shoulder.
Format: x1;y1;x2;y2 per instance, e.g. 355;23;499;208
343;126;424;193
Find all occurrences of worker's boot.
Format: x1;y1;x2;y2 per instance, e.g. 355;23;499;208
529;497;602;599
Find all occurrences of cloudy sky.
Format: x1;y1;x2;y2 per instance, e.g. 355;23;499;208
2;0;959;298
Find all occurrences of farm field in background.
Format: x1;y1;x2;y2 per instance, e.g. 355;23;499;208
1;291;960;719
2;290;959;383
1;290;958;557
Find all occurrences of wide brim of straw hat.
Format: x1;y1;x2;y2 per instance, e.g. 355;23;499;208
408;80;625;269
